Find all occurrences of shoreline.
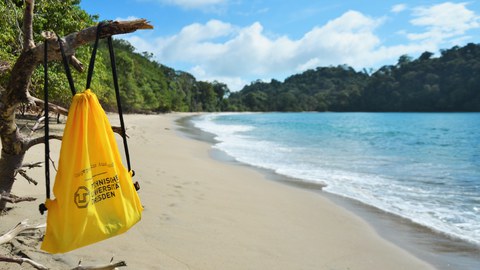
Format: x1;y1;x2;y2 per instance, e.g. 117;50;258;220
179;113;480;270
0;113;471;269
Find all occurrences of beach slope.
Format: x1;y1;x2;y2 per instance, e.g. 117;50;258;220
1;113;434;269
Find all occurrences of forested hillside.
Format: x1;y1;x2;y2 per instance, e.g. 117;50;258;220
2;1;479;113
227;43;480;112
0;0;228;113
96;39;229;112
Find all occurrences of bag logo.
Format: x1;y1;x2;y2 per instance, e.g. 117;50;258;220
74;186;90;208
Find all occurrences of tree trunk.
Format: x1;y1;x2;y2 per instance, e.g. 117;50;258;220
0;0;152;211
0;114;28;210
0;152;25;210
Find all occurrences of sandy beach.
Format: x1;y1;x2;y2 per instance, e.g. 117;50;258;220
0;113;435;269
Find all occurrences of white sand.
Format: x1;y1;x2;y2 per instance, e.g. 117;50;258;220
0;113;435;269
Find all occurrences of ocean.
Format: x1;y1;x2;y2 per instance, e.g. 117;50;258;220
191;112;480;249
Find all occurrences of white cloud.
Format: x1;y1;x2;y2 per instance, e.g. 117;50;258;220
407;2;480;43
114;16;140;21
391;4;407;13
125;12;407;90
159;0;226;9
124;4;480;91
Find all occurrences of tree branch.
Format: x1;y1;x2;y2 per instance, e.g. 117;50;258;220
29;116;45;137
16;169;38;185
70;55;85;72
0;219;48;270
23;134;62;152
71;258;127;270
22;162;43;169
23;0;35;51
30;96;69;116
37;20;153;65
0;255;48;270
2;19;153;125
0;192;36;204
0;219;44;245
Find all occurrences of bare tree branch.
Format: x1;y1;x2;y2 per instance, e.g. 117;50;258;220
29;116;46;136
23;134;63;152
30;96;69;116
0;220;45;245
21;162;43;169
71;258;127;270
16;169;38;185
49;156;58;172
0;219;48;270
3;19;153;122
70;55;85;72
37;19;153;65
23;0;35;51
0;192;36;204
0;255;48;270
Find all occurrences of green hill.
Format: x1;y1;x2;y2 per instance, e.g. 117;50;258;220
227;43;480;112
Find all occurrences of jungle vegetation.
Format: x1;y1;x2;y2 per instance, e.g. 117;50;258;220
1;0;479;114
228;44;480;112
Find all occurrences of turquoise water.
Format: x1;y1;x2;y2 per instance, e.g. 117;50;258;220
193;112;480;245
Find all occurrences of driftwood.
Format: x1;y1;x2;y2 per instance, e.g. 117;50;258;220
0;254;48;270
1;220;126;270
72;258;127;270
0;192;36;204
0;220;45;245
0;220;47;269
30;97;69;117
22;162;43;169
16;169;39;185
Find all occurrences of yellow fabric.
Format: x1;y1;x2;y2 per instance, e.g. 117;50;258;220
41;89;143;254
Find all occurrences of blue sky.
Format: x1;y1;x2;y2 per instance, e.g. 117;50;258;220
80;0;480;91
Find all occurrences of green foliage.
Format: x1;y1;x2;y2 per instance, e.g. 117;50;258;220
0;0;228;113
5;0;477;113
95;39;229;113
228;65;369;112
0;0;97;106
228;44;480;112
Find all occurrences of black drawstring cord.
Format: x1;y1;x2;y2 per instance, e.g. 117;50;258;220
40;22;140;215
86;22;103;90
56;33;76;96
91;23;139;190
107;37;132;173
39;39;50;215
107;36;139;190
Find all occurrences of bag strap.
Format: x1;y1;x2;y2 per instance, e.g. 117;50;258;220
56;33;76;96
43;40;51;199
107;36;134;175
40;23;139;215
88;23;139;190
39;38;50;215
85;22;103;90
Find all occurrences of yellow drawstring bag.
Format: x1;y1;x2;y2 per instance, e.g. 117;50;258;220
41;24;143;253
41;89;143;253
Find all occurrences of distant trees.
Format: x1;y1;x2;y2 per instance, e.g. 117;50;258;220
227;65;369;111
2;1;478;114
227;43;480;112
95;39;230;113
